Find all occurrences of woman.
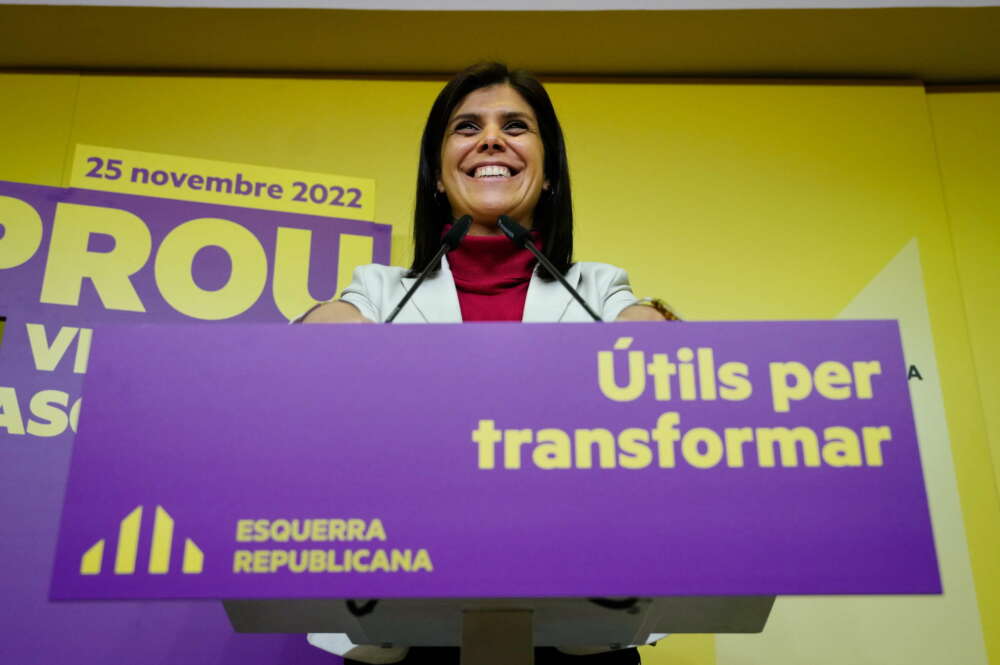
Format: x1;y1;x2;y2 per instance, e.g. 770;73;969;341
302;62;671;325
306;63;674;664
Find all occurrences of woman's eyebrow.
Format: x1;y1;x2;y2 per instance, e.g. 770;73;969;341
450;110;532;123
450;112;481;124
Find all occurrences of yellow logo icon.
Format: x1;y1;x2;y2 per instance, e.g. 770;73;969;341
79;505;203;575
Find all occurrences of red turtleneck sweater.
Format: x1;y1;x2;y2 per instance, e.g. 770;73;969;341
446;231;540;322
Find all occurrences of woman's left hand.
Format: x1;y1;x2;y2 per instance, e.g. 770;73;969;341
615;304;669;322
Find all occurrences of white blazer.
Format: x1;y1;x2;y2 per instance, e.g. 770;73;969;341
337;257;639;323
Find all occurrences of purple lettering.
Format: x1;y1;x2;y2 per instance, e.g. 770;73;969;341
85;157;103;178
205;176;232;194
234;172;253;196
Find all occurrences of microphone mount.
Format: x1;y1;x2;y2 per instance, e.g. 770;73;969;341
384;215;472;323
497;216;603;322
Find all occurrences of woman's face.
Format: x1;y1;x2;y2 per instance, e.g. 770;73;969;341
438;84;547;233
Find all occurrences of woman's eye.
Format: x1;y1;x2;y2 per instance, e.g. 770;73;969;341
505;121;528;132
455;121;479;133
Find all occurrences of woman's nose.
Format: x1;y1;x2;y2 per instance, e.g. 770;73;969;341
478;130;505;153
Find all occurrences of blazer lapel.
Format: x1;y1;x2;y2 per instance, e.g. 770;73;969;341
398;255;463;323
522;265;579;322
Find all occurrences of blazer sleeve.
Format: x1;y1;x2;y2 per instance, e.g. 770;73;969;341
288;265;383;324
338;265;383;323
600;266;640;321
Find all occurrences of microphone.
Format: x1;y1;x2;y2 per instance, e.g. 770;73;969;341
497;216;602;322
384;215;472;323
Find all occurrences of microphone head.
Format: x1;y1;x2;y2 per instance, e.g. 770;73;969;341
497;215;530;247
443;215;472;250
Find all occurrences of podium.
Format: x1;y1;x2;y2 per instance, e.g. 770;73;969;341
50;321;939;663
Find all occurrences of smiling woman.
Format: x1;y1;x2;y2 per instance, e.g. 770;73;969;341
300;62;671;325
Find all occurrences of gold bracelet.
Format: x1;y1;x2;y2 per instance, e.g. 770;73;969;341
636;297;681;321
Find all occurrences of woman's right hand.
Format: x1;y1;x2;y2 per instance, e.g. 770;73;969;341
301;301;374;324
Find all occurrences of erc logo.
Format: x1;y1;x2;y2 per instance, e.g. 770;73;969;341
79;505;203;575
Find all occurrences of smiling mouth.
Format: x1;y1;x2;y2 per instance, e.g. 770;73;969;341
468;165;519;178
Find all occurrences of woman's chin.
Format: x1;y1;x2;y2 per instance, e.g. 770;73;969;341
465;216;505;235
466;208;528;226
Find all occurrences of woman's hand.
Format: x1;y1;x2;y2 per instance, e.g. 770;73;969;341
302;301;374;324
615;304;669;322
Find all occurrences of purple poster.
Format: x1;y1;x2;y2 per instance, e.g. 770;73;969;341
51;320;939;601
0;180;390;663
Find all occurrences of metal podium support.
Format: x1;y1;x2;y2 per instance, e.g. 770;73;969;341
462;610;534;665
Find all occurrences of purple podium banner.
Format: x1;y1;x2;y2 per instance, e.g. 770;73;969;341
51;320;940;600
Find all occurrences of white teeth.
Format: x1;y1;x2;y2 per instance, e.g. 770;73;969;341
474;165;511;178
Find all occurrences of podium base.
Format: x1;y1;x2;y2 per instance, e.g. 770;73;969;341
462;610;533;665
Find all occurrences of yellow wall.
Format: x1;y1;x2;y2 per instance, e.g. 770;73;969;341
926;87;1000;662
1;72;998;664
927;88;1000;500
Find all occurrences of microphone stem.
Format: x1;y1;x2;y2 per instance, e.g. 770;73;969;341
521;243;603;322
384;243;449;323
